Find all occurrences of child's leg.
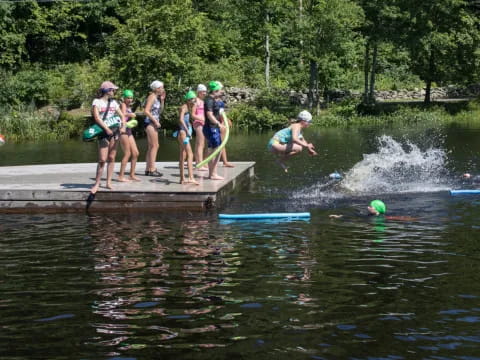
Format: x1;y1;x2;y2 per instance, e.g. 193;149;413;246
105;138;118;189
219;126;234;167
178;134;186;184
194;125;207;170
118;134;131;182
186;144;199;184
145;125;159;172
129;136;140;181
208;148;223;180
91;140;109;193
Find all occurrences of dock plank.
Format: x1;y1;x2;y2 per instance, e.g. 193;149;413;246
0;161;255;212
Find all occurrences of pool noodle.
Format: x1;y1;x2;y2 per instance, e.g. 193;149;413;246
450;190;480;195
195;110;230;169
219;212;311;220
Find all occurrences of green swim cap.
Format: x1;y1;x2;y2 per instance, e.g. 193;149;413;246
184;90;196;101
370;200;386;214
208;81;223;92
122;89;134;98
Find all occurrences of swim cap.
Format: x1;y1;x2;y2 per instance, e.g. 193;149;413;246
197;84;207;92
297;110;312;122
370;200;386;214
184;90;196;101
150;80;164;90
100;81;118;90
208;81;223;92
122;89;134;98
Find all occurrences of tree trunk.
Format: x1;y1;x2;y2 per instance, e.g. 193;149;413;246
308;60;318;110
424;49;435;104
265;12;271;89
368;43;378;103
363;41;370;104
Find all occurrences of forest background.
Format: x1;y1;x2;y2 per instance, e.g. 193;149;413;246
1;0;480;141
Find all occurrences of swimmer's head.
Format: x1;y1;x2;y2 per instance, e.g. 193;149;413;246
297;110;312;123
368;200;386;216
462;173;472;179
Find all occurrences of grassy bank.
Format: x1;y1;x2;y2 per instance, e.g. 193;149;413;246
1;100;479;143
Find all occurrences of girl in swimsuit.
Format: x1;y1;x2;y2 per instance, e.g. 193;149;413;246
118;89;141;182
90;81;126;194
192;84;208;171
144;80;165;176
176;90;199;185
267;110;317;172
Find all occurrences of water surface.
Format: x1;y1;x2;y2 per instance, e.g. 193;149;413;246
2;123;480;359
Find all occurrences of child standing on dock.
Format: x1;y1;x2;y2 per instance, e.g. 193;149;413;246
90;81;126;194
217;100;234;168
118;89;140;182
143;80;165;176
175;90;199;185
267;110;317;172
192;84;208;171
203;81;226;180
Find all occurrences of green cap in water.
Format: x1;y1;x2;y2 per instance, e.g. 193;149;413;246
370;200;386;214
184;90;196;101
122;89;134;98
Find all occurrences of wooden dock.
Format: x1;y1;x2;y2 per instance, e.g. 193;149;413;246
0;162;255;213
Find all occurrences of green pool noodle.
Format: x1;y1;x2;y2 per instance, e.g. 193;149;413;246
82;116;122;141
195;110;230;168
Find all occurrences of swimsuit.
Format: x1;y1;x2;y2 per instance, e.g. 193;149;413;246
144;95;161;128
267;127;303;150
192;98;205;128
173;112;193;138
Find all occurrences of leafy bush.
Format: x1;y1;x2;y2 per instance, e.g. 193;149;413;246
228;103;288;131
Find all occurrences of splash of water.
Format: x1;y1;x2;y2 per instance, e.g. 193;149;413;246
341;135;450;194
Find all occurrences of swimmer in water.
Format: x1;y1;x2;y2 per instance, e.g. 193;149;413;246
329;199;419;221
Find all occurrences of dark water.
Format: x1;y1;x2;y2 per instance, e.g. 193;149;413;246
2;123;480;359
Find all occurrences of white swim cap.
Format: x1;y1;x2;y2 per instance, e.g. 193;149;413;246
297;110;312;122
197;84;207;92
150;80;164;90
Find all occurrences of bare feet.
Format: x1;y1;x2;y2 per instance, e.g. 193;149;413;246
209;174;224;180
117;177;130;182
106;182;113;190
223;162;235;168
275;159;289;173
129;175;141;181
90;184;100;194
196;166;208;171
187;178;200;185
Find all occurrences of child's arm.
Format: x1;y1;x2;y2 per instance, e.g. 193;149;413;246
92;104;113;136
178;105;192;137
121;103;135;119
292;124;317;155
116;106;126;133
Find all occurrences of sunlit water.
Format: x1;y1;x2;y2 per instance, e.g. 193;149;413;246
2;124;480;359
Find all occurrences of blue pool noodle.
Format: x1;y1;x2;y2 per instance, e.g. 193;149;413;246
218;212;311;220
450;190;480;195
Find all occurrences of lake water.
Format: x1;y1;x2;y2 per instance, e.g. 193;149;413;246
2;123;480;359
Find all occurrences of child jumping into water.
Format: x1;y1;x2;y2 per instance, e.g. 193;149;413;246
267;110;317;172
118;89;140;182
175;90;199;185
90;81;125;194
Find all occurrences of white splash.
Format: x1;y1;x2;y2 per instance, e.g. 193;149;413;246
341;135;450;194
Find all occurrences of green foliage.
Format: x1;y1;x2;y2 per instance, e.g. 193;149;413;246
228;104;288;131
0;106;83;142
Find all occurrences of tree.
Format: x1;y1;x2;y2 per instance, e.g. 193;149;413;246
300;0;363;111
401;0;480;103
